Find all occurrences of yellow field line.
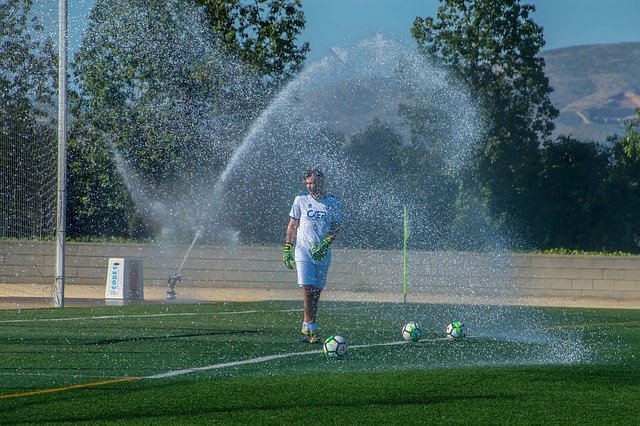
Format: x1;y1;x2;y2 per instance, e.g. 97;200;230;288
0;377;139;400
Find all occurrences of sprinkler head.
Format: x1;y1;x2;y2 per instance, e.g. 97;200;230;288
167;274;182;299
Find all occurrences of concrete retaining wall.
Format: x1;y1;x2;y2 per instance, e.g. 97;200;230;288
2;241;640;302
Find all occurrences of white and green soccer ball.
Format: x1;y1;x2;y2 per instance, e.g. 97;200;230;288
402;322;422;342
323;335;347;359
445;321;466;339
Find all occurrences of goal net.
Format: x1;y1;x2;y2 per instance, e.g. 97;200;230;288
0;117;58;308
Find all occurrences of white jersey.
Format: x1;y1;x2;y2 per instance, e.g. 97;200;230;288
289;192;342;265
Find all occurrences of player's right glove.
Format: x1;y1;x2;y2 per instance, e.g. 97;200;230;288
283;243;295;269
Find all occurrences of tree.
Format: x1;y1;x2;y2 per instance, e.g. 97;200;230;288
606;109;640;252
1;0;57;238
340;120;404;249
195;0;309;90
69;0;307;240
412;0;558;247
339;118;459;250
0;0;55;120
343;118;403;180
537;136;610;251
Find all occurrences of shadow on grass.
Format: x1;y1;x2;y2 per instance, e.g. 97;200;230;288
86;329;262;345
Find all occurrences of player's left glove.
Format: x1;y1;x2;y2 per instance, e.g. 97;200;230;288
310;236;333;261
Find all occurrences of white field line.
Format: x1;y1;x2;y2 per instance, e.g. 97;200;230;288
0;309;303;324
0;308;370;324
144;337;452;380
144;350;322;379
0;337;453;383
0;306;368;324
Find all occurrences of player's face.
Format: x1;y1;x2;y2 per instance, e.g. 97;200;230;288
305;175;323;195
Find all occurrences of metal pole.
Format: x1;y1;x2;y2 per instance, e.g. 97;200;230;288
55;0;68;307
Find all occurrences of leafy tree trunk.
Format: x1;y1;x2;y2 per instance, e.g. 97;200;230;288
195;0;309;91
68;0;308;240
606;109;640;252
412;0;558;248
538;136;611;251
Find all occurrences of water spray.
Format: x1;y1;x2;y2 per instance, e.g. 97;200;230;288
101;24;587;364
403;205;410;303
167;227;204;299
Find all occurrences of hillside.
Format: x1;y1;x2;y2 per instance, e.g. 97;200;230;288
543;42;640;141
306;42;640;143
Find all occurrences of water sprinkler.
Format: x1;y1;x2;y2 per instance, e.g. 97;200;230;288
166;226;203;299
167;274;181;299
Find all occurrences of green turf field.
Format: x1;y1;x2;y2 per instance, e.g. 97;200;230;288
1;300;639;424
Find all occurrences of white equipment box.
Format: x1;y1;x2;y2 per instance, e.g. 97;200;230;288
105;258;144;300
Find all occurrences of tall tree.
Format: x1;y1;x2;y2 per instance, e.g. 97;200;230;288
70;0;241;238
607;109;640;252
412;0;558;246
1;0;57;238
537;136;610;251
0;0;55;120
195;0;309;90
69;0;308;239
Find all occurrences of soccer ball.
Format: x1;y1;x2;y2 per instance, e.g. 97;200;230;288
402;322;423;342
445;321;466;339
323;335;347;358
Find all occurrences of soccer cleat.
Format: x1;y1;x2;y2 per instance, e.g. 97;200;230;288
307;333;321;344
300;328;321;344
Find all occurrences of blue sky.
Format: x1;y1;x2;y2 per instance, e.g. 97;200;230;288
302;0;640;61
34;0;640;62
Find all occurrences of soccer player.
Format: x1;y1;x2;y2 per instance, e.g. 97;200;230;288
283;169;342;343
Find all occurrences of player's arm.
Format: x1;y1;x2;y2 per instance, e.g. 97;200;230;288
285;218;299;244
325;198;343;243
326;221;341;242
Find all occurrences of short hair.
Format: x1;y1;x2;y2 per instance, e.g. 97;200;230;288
304;168;324;181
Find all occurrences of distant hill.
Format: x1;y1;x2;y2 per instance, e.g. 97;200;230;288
543;42;640;141
308;42;640;143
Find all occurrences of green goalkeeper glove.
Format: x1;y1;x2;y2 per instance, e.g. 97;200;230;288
283;243;295;269
310;236;333;261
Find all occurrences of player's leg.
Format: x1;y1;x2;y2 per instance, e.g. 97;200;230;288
299;285;323;343
297;261;316;342
297;261;328;343
304;285;322;324
305;263;329;343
